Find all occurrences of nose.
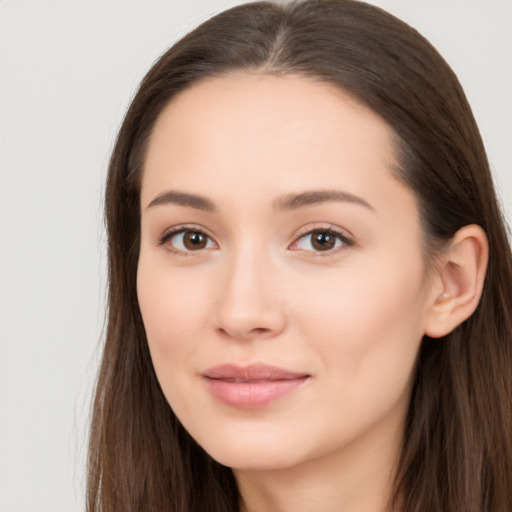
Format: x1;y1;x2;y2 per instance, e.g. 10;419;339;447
214;247;287;341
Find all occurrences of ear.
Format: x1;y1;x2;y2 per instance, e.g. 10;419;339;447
424;224;489;338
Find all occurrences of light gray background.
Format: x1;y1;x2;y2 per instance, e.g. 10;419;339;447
1;1;510;510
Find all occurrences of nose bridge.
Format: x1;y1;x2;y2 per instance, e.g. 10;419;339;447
214;238;285;340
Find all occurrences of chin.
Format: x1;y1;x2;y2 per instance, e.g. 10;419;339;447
196;429;311;472
211;448;305;472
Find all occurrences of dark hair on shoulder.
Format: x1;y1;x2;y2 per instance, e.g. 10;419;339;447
88;1;512;511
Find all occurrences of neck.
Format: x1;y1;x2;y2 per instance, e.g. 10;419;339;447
235;410;403;512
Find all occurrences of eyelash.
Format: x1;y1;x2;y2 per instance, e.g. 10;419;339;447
290;224;355;257
158;224;217;256
157;224;355;257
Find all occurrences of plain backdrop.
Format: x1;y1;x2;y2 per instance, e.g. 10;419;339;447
0;1;510;510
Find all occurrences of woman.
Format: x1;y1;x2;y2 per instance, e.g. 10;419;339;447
87;1;512;511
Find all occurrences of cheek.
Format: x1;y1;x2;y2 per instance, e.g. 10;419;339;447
136;261;215;425
136;262;209;369
293;256;427;387
279;257;427;451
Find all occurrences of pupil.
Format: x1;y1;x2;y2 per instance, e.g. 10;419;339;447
184;231;206;250
312;231;335;251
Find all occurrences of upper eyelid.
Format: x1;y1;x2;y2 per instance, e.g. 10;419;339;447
289;226;354;251
292;223;353;238
158;223;216;243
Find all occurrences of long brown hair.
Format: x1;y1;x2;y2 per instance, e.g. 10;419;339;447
87;1;512;510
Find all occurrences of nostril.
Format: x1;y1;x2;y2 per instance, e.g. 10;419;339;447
216;324;276;341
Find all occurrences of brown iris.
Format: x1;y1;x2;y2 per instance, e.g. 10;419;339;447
311;230;337;251
183;231;208;250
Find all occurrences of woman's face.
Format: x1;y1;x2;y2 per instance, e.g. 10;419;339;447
137;74;434;471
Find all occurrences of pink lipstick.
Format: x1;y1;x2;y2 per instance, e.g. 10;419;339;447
202;364;310;409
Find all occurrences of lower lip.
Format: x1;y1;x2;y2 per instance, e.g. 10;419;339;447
203;377;309;409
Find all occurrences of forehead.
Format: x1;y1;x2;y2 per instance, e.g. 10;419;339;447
146;73;394;154
141;73;402;210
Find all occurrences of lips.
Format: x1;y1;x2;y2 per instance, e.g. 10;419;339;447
202;363;310;409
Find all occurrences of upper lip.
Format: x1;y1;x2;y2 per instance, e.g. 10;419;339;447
202;363;310;382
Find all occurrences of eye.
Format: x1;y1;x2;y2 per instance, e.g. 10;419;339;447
159;227;217;254
290;227;353;254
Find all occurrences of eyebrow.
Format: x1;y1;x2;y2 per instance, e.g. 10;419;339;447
272;190;374;212
147;190;215;211
146;189;374;213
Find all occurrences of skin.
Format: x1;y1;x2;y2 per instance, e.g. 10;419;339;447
136;74;486;512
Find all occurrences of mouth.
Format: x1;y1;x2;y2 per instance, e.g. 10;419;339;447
202;363;311;409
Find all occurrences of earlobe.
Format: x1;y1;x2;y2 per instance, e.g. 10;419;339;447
424;224;489;338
